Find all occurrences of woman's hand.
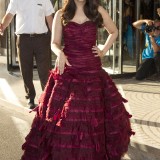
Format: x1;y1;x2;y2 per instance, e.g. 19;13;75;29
54;51;71;75
92;46;104;57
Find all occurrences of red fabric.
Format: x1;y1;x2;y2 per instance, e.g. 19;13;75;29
21;21;134;160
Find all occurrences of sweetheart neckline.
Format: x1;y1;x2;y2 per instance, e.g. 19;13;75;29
68;21;93;25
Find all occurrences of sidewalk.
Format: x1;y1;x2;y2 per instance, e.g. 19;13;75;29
0;55;160;160
115;78;160;160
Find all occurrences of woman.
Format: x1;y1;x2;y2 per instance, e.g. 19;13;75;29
21;0;134;159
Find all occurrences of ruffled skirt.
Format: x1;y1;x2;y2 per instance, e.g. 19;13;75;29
21;68;134;160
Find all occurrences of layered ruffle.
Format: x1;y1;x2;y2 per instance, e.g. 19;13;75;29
21;69;134;160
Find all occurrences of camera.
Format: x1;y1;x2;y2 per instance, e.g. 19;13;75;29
145;24;160;33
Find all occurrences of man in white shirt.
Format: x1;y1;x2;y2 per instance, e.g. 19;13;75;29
0;0;55;109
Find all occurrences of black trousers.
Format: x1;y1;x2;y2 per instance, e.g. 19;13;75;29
16;33;51;99
136;54;160;80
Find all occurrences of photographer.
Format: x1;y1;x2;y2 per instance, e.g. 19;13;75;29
132;19;160;80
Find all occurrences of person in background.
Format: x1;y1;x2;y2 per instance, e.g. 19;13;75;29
0;0;55;109
133;19;160;80
21;0;134;159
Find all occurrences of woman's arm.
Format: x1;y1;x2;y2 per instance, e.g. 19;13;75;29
51;10;71;75
95;6;118;56
51;10;63;56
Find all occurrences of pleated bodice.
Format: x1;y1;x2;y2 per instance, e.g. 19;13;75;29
63;21;101;71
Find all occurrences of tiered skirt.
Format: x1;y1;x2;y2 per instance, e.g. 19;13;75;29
21;68;134;160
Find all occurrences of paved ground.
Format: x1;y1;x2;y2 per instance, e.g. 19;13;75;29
115;79;160;160
0;55;160;160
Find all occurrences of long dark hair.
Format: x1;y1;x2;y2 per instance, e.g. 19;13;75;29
61;0;103;27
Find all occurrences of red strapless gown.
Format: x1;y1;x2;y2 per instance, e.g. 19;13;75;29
21;21;134;160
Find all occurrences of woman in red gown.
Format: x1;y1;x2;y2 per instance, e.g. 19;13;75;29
21;0;134;159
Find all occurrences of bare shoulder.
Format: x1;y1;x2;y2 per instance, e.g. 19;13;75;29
54;9;62;19
97;5;117;32
53;9;63;27
98;5;109;16
97;5;113;23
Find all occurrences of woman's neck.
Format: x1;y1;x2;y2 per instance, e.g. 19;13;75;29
74;0;86;9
